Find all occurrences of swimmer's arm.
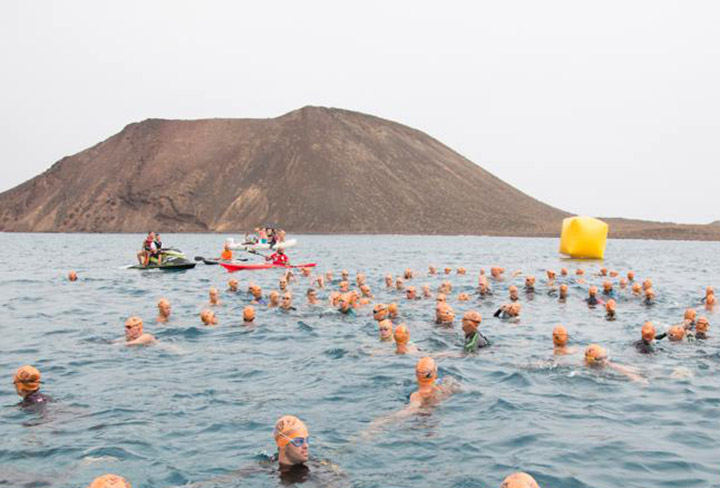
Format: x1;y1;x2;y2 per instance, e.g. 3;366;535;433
125;334;156;346
608;362;648;384
654;332;668;340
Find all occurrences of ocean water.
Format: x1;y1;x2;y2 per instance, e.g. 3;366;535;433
1;233;718;488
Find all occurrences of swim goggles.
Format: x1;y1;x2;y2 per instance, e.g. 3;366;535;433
277;432;311;448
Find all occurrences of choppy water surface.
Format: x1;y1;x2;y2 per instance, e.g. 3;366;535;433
1;234;718;488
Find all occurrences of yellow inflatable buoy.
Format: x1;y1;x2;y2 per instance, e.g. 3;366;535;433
559;216;608;259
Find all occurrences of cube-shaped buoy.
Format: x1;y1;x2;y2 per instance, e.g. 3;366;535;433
559;216;608;259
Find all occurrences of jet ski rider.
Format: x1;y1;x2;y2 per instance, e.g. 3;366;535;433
136;231;162;267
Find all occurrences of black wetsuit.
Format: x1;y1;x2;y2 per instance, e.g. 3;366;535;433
464;331;491;352
586;296;600;306
606;311;616;321
19;390;52;408
635;333;667;354
493;308;514;319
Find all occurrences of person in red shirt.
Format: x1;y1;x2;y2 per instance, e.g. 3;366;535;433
267;248;289;266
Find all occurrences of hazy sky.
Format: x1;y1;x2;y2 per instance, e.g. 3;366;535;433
1;1;718;224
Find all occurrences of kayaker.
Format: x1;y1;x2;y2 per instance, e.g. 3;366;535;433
220;242;233;261
266;248;289;266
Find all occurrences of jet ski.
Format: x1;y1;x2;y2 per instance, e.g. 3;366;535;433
129;248;197;270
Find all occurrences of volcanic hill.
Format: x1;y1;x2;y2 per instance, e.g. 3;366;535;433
1;106;718;239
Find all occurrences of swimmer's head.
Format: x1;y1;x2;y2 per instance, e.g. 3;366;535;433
406;286;417;299
329;291;340;307
602;281;612;292
209;287;219;303
644;288;656;300
341;269;349;280
388;302;399;317
684;308;696;322
576;268;584;276
228;278;239;292
584;344;608;367
696;317;709;334
422;284;431;297
339;281;349;292
707;294;717;307
337;293;351;312
605;299;616;312
600;267;608;276
559;284;568;296
588;286;598;297
384;274;393;286
457;267;466;275
668;325;685;342
279;278;288;290
642;278;653;291
436;293;447;303
509;286;519;300
462;310;482;335
560;268;568;276
444;267;452;275
546;270;556;280
157;298;171;317
13;365;41;398
243;306;255;322
250;285;263;299
360;284;372;297
525;276;535;287
619;278;628;289
200;309;216;325
641;321;656;342
356;273;366;286
273;415;309;464
125;316;143;341
500;472;540;488
552;325;568;347
373;303;388;321
627;271;635;280
706;286;715;296
631;282;642;294
428;265;437;275
395;278;405;290
281;292;293;309
269;290;280;306
68;270;78;281
437;303;455;324
415;357;437;386
458;292;470;301
508;303;522;317
609;270;618;278
394;324;410;344
378;319;394;341
404;268;414;279
86;474;132;488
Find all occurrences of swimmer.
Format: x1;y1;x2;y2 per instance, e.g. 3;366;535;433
68;270;78;281
627;271;635;281
478;279;493;296
314;276;324;289
599;267;608;277
524;276;535;292
643;288;656;306
422;284;432;298
500;472;540;488
444;267;452;275
634;321;666;354
306;288;319;305
558;284;568;302
406;286;417;300
642;278;652;291
619;277;628;290
456;267;466;275
404;268;414;279
631;282;642;296
156;298;171;323
458;292;469;301
373;303;388;322
273;415;310;473
438;280;452;294
388;303;399;319
268;290;280;308
200;309;218;326
435;303;455;326
546;270;556;281
667;325;685;342
694;317;710;340
428;265;437;275
13;365;52;407
395;277;405;291
602;281;615;297
509;285;519;302
384;274;393;288
356;273;366;287
683;308;697;329
494;302;522;319
279;278;288;292
560;268;568;277
585;344;646;383
360;284;373;298
339;281;350;293
124;316;156;345
378;319;394;342
243;306;255;323
700;285;714;303
227;278;239;293
325;271;333;283
328;291;341;308
491;266;505;280
408;357;459;408
394;324;419;354
209;287;221;306
86;474;131;488
462;311;490;352
436;293;447;304
338;293;355;315
280;292;296;312
250;285;267;305
341;269;349;282
574;268;586;284
585;286;602;307
552;325;574;355
605;299;617;321
300;267;311;277
706;294;717;310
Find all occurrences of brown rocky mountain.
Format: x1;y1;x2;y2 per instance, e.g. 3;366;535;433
1;106;718;239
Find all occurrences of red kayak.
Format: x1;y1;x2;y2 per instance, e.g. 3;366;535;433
220;262;317;273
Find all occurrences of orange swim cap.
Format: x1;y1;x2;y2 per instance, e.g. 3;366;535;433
68;270;78;281
378;319;394;340
388;303;398;315
500;472;540;488
559;284;568;292
552;325;568;347
86;474;132;488
394;324;410;344
13;365;41;396
458;292;470;301
641;322;656;342
243;306;255;322
668;325;685;342
605;299;616;311
273;415;308;449
436;293;447;303
684;308;696;321
588;286;598;296
603;281;612;291
415;357;437;385
585;344;608;366
696;317;709;333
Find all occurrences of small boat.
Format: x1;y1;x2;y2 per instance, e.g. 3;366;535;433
226;238;298;252
129;248;197;271
220;262;316;273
